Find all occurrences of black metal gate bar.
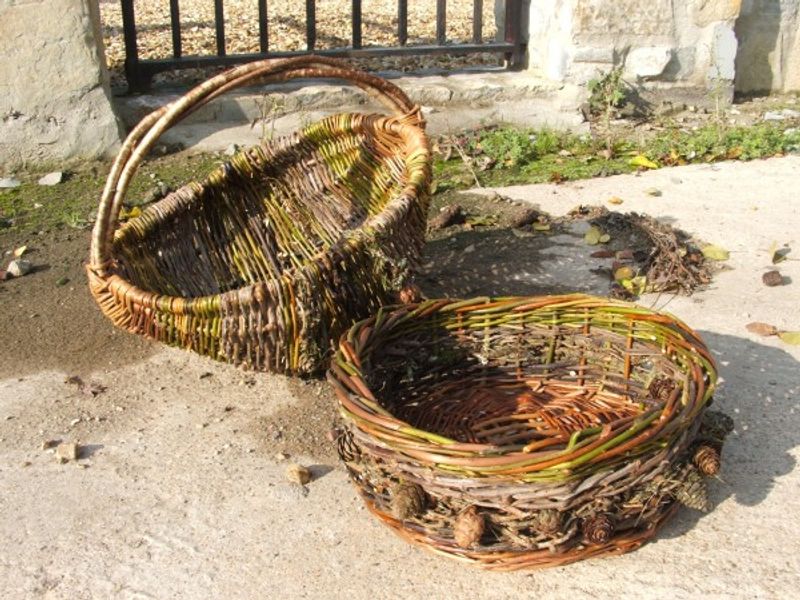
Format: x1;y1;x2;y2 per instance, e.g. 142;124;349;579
352;0;362;49
258;0;268;53
119;0;527;92
306;0;316;51
436;0;447;46
473;0;483;44
214;0;225;56
121;0;139;82
169;0;182;58
397;0;408;47
504;0;523;65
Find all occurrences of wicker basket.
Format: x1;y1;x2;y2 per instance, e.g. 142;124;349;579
87;57;431;375
328;295;731;571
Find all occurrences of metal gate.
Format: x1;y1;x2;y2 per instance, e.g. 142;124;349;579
120;0;526;91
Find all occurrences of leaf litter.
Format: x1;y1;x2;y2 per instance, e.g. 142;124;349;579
425;193;718;301
565;206;715;299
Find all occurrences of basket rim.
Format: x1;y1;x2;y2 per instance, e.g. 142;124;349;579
328;294;718;479
89;112;430;316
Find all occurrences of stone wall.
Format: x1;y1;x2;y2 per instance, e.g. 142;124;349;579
735;0;800;93
0;0;122;170
526;0;745;99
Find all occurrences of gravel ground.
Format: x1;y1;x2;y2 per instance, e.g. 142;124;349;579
1;157;799;598
100;0;501;87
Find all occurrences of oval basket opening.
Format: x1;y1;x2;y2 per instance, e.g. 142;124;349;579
111;115;417;298
350;298;711;459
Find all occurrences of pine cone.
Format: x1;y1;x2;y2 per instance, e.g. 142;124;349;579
398;283;422;304
673;465;712;512
335;429;360;463
531;509;563;535
454;506;485;548
391;481;428;520
693;444;721;477
583;513;615;545
648;377;677;403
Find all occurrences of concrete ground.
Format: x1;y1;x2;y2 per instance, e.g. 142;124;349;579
1;157;799;599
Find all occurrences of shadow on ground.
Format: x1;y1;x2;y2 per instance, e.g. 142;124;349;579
420;224;613;298
658;330;799;539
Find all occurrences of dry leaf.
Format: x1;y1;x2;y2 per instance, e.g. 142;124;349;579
584;226;602;245
701;245;730;261
608;196;624;205
13;245;27;258
770;243;791;264
778;331;800;345
466;214;498;227
591;250;615;258
630;155;659;170
119;206;142;220
746;322;778;337
614;266;635;281
621;275;647;295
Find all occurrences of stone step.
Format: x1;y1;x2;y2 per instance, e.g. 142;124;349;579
115;71;588;148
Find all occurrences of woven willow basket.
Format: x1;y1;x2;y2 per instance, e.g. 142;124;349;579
328;295;731;571
88;57;430;375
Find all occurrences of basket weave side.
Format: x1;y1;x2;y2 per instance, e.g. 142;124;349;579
329;295;727;570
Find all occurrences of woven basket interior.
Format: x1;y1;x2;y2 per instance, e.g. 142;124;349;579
112;117;409;298
366;312;687;447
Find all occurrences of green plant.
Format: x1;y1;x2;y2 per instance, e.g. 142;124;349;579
587;66;627;154
469;128;537;166
643;122;800;164
252;93;286;144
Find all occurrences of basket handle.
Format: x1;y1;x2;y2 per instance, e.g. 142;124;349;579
89;56;423;272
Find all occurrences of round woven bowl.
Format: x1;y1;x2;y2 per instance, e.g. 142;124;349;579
328;295;730;571
87;56;430;375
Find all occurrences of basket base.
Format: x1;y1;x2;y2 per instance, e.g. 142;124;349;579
360;494;680;572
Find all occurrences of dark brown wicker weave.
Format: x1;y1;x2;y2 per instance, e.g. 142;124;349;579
88;57;431;375
328;295;731;571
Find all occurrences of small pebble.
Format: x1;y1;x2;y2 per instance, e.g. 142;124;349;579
41;439;59;450
762;270;784;287
56;442;80;463
0;177;21;189
275;451;289;461
7;259;32;278
37;171;64;186
285;463;312;485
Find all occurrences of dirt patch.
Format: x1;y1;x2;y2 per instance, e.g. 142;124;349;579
0;229;154;378
253;378;341;463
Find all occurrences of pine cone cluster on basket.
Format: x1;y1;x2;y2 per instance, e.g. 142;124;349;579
328;295;732;571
